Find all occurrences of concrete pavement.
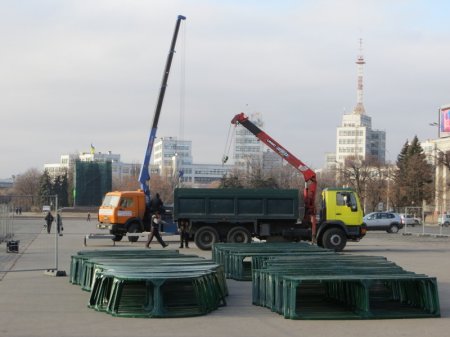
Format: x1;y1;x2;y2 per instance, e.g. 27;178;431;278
0;216;450;337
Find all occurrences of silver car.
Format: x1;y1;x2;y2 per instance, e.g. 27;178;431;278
363;212;404;233
400;214;422;226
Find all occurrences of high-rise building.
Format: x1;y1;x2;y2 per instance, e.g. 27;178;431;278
333;40;386;166
152;137;233;186
233;112;265;170
152;137;193;177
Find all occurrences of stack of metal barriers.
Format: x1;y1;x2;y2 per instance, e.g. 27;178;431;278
212;242;440;319
70;249;227;318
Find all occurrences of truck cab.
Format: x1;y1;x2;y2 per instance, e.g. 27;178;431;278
317;188;366;250
98;190;146;242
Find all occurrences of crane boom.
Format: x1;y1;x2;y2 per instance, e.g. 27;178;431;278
231;112;317;238
138;15;186;200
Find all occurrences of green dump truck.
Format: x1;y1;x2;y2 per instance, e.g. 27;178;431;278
173;187;366;251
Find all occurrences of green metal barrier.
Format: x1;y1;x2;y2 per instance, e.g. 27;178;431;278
70;249;228;318
90;269;226;317
212;243;440;319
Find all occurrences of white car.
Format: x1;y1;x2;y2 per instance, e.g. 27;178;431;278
438;214;450;227
400;214;421;226
363;212;403;233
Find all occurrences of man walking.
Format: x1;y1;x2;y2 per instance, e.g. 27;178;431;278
44;211;54;234
145;211;168;248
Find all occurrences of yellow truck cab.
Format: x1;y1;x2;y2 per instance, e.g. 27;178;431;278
317;188;366;251
98;190;146;242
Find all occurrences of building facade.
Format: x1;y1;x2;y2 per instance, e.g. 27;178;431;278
422;126;450;216
44;150;138;181
233;112;265;169
152;137;233;187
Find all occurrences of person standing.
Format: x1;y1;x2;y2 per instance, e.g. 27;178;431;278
44;211;54;234
56;213;63;236
149;193;164;214
177;220;189;248
145;211;168;248
86;213;91;221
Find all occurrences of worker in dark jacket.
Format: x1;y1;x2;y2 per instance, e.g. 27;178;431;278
177;220;189;248
44;211;54;234
145;211;168;248
56;213;63;236
149;193;164;214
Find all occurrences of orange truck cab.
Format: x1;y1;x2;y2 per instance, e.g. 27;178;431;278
98;190;147;242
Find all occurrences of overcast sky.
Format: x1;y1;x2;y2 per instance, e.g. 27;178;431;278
1;0;449;179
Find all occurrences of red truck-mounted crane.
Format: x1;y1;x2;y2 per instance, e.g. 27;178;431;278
231;112;318;240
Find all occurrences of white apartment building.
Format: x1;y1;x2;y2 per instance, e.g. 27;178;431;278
153;137;233;187
233;112;265;169
422;136;450;215
152;137;193;177
336;113;386;165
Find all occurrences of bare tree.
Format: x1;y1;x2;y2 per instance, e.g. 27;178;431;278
113;176;140;191
337;156;386;212
12;168;42;210
435;149;450;170
112;163;141;191
149;174;176;204
13;168;42;196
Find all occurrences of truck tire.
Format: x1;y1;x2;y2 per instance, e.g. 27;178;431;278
127;223;141;242
322;228;347;252
194;226;219;251
227;226;251;244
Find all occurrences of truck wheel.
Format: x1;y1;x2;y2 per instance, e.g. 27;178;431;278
322;228;347;252
227;226;251;244
194;226;219;250
112;235;123;242
127;223;141;242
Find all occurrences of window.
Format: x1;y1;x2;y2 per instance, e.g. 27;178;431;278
120;197;134;208
336;192;358;211
102;195;120;207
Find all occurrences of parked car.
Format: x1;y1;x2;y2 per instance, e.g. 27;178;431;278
438;214;450;227
363;212;404;233
400;214;422;226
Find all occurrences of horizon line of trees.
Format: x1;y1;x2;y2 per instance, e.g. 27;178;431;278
1;135;436;213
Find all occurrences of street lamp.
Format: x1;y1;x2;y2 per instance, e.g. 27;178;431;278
429;122;440;138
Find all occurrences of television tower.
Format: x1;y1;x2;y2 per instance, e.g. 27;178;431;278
353;38;366;115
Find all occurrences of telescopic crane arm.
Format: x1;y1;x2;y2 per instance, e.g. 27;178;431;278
138;15;186;201
231;112;318;238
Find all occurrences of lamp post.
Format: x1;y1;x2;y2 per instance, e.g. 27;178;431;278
429;122;440;139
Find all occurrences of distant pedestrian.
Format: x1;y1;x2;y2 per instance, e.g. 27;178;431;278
87;213;91;221
44;211;54;234
56;213;63;236
18;207;22;215
177;220;190;248
145;211;168;248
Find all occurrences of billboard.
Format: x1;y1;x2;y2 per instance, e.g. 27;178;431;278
440;104;450;138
